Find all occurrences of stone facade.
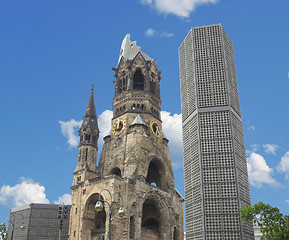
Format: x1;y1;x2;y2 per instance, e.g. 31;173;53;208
69;34;184;240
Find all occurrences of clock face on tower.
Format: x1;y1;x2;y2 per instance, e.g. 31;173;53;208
150;120;162;138
112;118;126;136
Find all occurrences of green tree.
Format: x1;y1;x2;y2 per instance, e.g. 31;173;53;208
0;221;8;240
240;202;289;240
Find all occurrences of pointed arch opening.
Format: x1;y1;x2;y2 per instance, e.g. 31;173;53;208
141;199;160;238
133;69;144;90
83;193;106;238
145;160;167;189
118;74;128;94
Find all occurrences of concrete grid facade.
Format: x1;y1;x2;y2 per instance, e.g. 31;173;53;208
179;24;254;239
8;203;70;240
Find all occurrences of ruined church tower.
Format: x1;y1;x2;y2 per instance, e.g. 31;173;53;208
69;34;184;240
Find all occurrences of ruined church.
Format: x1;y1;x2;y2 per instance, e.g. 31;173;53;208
69;34;184;240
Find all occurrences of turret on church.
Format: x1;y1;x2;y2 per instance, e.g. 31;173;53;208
73;86;99;186
69;34;184;240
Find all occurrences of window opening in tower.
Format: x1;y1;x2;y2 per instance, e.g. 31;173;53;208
133;69;144;90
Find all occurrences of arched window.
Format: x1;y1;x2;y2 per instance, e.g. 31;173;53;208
129;216;135;239
141;199;160;236
85;134;91;141
83;194;106;238
118;75;127;94
146;161;164;188
118;79;122;94
133;69;144;90
110;167;121;177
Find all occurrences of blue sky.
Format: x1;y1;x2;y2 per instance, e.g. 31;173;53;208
0;0;288;226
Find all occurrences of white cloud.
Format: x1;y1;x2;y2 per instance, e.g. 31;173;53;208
161;111;183;168
59;119;82;148
250;144;258;152
263;144;279;155
59;111;112;149
246;144;258;154
145;28;174;38
54;194;72;205
0;178;49;208
160;31;174;37
248;125;255;131
285;199;289;205
145;28;155;37
247;152;279;188
98;110;113;142
140;0;218;18
277;151;289;180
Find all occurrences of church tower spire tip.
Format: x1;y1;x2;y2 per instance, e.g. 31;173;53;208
91;83;94;94
74;85;99;176
81;84;98;131
78;85;99;150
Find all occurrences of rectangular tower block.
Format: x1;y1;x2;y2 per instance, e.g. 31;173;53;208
179;24;254;240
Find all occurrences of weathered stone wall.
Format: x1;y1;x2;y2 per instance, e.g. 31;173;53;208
69;42;184;240
69;174;183;240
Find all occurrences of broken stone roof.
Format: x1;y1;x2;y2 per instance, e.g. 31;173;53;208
118;34;152;65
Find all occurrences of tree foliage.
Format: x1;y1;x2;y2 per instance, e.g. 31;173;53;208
0;221;7;240
240;202;289;240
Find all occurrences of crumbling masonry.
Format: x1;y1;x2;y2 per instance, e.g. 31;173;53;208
69;34;184;240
